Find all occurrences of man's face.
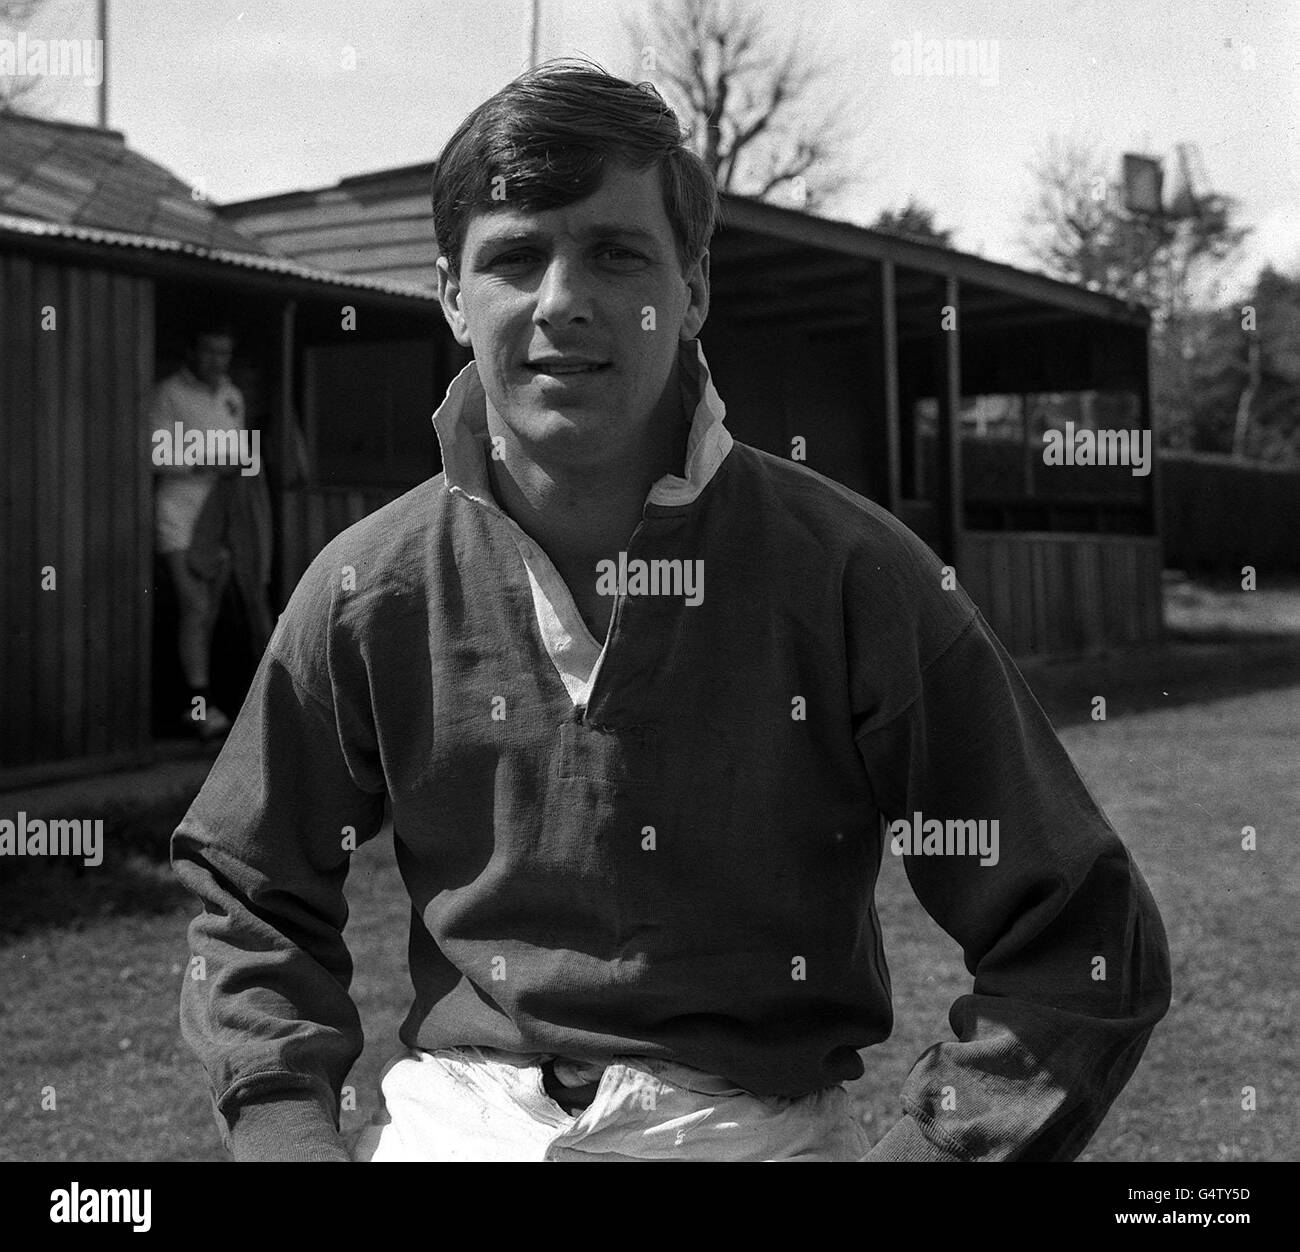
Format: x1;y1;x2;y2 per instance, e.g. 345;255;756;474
436;163;709;470
192;334;233;388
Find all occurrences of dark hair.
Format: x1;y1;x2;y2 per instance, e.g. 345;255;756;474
431;58;718;274
189;320;235;346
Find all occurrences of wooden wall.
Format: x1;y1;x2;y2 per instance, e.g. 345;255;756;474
961;531;1164;657
275;484;408;607
0;250;155;787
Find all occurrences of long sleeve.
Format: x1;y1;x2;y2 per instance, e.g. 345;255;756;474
855;610;1172;1161
172;561;387;1158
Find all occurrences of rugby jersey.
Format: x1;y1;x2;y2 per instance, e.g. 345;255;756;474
173;340;1171;1161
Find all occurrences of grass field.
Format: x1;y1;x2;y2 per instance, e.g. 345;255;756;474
2;628;1296;1161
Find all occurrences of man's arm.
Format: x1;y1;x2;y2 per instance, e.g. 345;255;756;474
855;611;1172;1162
147;382;190;477
172;567;387;1161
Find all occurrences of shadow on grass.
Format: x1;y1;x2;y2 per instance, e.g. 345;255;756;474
0;815;193;942
1022;634;1300;729
5;625;1295;937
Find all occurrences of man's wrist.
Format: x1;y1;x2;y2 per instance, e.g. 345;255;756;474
862;1112;967;1162
227;1089;352;1162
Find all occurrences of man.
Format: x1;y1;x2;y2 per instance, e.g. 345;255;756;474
149;322;243;740
173;61;1171;1162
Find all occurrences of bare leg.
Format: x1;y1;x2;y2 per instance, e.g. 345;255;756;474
165;550;214;689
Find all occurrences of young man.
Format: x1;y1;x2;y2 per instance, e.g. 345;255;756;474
150;322;243;740
173;61;1171;1162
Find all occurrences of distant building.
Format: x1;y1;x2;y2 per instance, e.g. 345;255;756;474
0;122;1163;788
0;115;444;788
227;163;1165;654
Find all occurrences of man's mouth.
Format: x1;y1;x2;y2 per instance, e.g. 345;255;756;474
525;359;612;375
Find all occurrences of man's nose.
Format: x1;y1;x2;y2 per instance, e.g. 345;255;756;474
533;255;593;326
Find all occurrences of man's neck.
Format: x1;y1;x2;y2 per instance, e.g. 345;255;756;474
184;366;223;396
485;372;690;575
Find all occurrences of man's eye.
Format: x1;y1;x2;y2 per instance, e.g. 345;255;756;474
492;252;534;266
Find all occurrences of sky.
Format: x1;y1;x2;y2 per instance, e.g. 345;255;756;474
12;0;1300;296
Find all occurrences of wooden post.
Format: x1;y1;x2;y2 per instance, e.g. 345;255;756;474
1139;320;1165;642
881;259;902;514
274;299;297;609
935;274;963;570
1021;391;1034;499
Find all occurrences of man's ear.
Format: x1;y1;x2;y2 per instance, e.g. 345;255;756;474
679;249;710;341
436;255;473;349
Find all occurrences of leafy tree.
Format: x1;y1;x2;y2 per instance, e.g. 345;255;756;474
1020;137;1250;324
1020;135;1255;453
1176;266;1300;462
872;197;954;245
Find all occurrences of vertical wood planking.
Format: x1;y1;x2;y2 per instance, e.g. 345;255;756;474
0;256;9;759
108;273;135;755
6;255;37;763
135;276;155;755
60;267;88;758
83;268;112;758
305;491;325;582
33;261;63;761
992;539;1015;646
0;256;12;761
960;532;1161;657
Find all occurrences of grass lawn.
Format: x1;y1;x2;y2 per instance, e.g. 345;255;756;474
1;661;1295;1161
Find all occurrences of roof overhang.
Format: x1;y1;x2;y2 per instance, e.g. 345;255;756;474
0;212;439;312
713;194;1151;331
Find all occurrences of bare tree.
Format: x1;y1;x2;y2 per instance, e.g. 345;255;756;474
1019;135;1253;452
1019;135;1249;326
0;0;61;113
623;0;870;213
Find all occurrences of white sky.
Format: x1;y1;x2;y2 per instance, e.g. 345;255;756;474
14;0;1300;295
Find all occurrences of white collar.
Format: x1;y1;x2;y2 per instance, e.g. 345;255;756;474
432;337;733;512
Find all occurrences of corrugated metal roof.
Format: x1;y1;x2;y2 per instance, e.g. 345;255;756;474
0;111;273;255
0;210;438;301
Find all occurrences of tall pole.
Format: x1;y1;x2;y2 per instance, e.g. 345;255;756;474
97;0;108;128
524;0;540;69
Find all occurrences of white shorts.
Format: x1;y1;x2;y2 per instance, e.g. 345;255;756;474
155;476;217;555
348;1046;872;1162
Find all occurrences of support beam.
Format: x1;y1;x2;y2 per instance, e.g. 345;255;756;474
934;275;963;569
881;259;901;514
1139;321;1166;642
274;298;298;609
1021;391;1034;498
